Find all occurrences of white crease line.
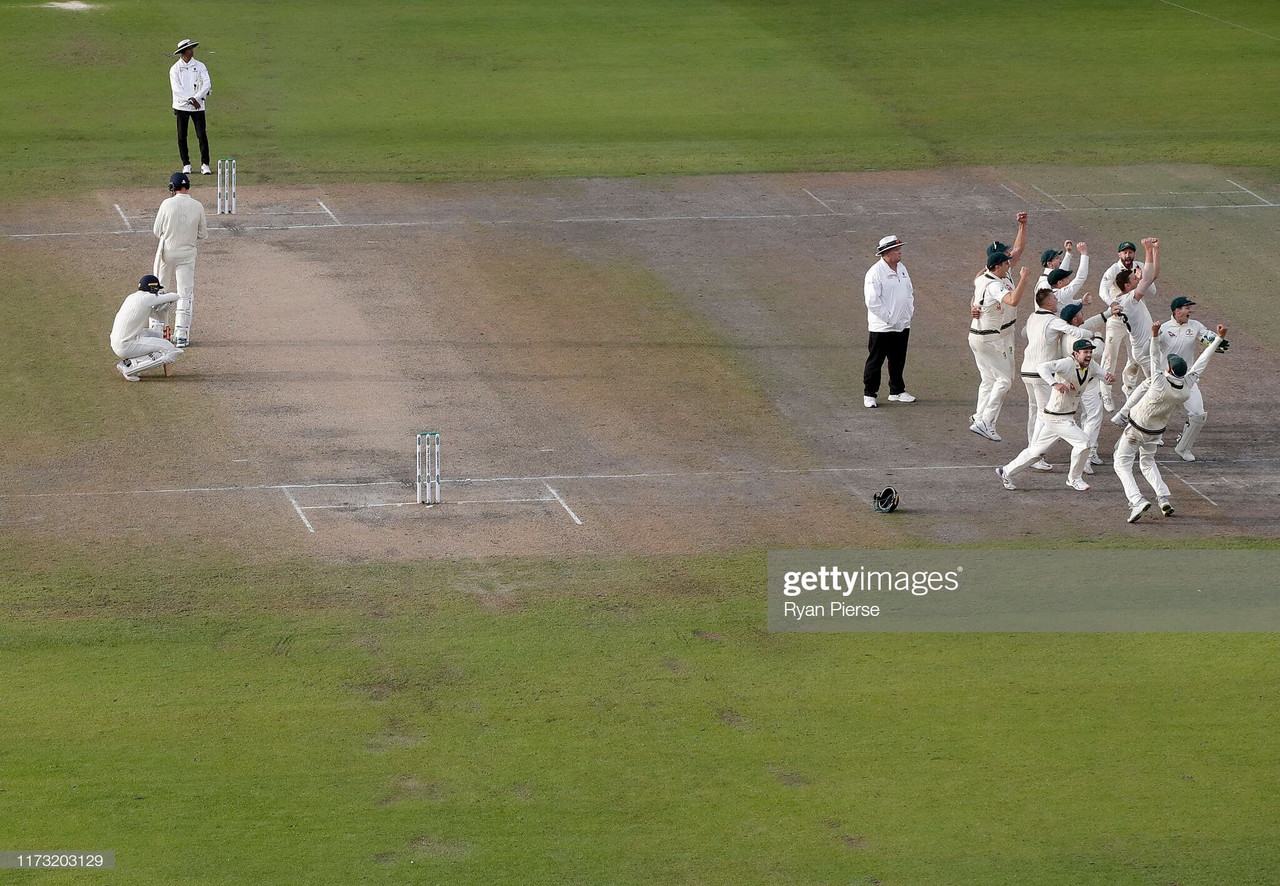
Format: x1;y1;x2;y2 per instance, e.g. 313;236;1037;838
999;183;1031;203
301;497;553;510
282;488;316;532
14;200;1280;239
1031;184;1072;210
802;188;836;213
1156;0;1280;40
316;199;342;224
1055;190;1246;197
1226;179;1276;206
543;482;583;525
1165;468;1219;507
113;204;132;232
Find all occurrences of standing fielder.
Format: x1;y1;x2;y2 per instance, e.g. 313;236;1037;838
1157;296;1227;461
997;339;1101;492
1019;287;1082;470
1056;302;1112;472
1098;240;1158;401
153;171;208;347
1114;321;1227;521
969;256;1032;441
1035;241;1074;291
1107;239;1161;417
110;275;184;381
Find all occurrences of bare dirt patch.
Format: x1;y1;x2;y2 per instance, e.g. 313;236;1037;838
4;168;1277;560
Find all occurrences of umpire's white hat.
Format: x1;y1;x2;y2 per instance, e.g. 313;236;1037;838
174;39;200;55
876;235;905;255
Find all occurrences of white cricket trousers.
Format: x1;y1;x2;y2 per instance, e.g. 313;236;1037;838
1113;425;1170;506
111;329;183;361
1022;377;1051;444
969;333;1013;426
1003;415;1091;482
155;246;197;343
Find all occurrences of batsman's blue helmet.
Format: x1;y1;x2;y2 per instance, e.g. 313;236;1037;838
138;274;162;292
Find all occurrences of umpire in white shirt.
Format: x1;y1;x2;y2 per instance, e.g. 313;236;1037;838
170;39;213;175
862;235;916;408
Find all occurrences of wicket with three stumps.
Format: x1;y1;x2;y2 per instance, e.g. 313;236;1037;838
216;158;237;214
416;432;441;505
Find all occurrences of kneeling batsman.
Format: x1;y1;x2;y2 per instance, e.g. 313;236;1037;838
109;275;184;381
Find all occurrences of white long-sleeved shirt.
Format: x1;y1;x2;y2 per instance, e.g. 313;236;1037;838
153;193;208;258
111;289;181;351
1114;273;1157;357
1058;315;1106;359
1035;251;1074;292
863;258;914;332
1021;309;1077;374
1099;258;1156;305
1049;253;1090;305
1128;335;1222;433
1158;317;1219;363
1038;357;1100;416
170;57;212;111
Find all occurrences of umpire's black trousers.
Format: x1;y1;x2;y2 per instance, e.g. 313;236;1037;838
174;109;210;167
863;328;910;397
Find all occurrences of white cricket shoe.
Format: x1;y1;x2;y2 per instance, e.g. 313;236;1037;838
997;467;1016;490
1101;395;1115;412
116;360;141;382
182;164;192;173
1128;500;1151;523
863;396;877;408
1159;498;1174;516
887;392;916;403
1083;461;1095;475
1110;412;1129;427
1031;459;1053;472
1066;477;1090;492
1089;448;1105;465
1177;450;1196;462
200;164;212;174
977;421;1001;442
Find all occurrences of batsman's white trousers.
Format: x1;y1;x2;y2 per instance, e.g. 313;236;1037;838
1003;414;1091;482
1022;377;1051;445
1113;425;1170;506
155;245;197;343
969;333;1013;426
111;329;182;361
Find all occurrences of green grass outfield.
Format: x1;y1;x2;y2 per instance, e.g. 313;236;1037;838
1;0;1278;197
4;2;1280;883
3;545;1280;885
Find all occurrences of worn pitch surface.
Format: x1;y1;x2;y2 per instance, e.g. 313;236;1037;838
3;166;1277;558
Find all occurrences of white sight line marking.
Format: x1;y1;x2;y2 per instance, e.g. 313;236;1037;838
543;482;583;525
0;480;402;500
316;199;341;223
1031;184;1071;210
802;188;836;213
282;488;316;532
114;204;132;231
1226;179;1276;206
1156;0;1280;41
1165;468;1219;507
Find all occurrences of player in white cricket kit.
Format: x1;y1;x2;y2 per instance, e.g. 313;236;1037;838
969;254;1031;442
1107;239;1161;417
1019;287;1083;470
1114;321;1227;522
1056;302;1111;471
997;339;1101;492
1035;241;1074;292
1098;239;1158;400
153;171;208;347
1156;296;1227;460
110;275;184;381
1042;241;1090;307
